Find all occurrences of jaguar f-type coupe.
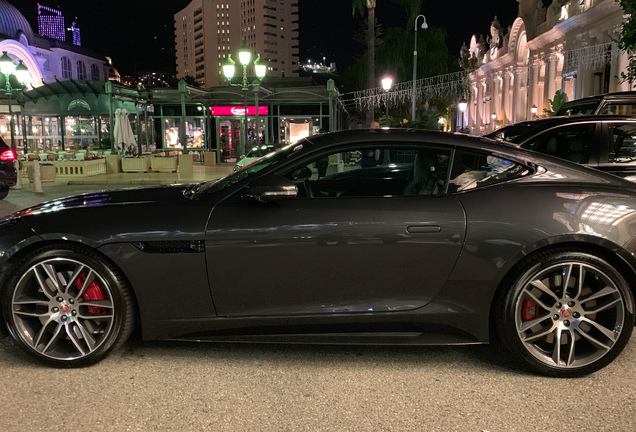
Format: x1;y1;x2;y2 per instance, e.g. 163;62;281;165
1;129;635;377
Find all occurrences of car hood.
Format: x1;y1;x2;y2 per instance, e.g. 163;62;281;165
1;184;212;246
4;185;190;220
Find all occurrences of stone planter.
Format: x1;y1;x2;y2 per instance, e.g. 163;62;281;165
178;154;193;175
27;163;57;183
151;156;178;172
203;151;217;166
122;156;151;173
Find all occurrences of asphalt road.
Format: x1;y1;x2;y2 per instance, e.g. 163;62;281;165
0;186;635;431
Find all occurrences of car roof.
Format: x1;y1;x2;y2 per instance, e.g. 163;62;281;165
564;91;636;103
489;115;636;143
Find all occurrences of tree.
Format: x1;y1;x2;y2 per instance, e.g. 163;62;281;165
344;25;460;127
352;0;422;122
616;0;636;88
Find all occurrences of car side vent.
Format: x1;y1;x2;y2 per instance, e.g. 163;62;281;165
134;240;205;253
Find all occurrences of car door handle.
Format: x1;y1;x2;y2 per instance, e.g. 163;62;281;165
406;225;441;233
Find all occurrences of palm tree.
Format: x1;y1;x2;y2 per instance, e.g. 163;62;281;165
352;0;422;123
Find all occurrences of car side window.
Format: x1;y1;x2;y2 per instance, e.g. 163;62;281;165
608;123;636;163
599;103;636;116
281;145;451;198
523;124;595;164
449;150;528;193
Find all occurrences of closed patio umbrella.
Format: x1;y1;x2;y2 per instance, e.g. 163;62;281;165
114;108;137;155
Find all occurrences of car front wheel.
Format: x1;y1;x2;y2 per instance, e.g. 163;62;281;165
498;249;635;377
2;245;134;367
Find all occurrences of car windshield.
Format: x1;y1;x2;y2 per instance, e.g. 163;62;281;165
487;123;539;143
555;102;599;116
246;145;276;158
185;142;302;198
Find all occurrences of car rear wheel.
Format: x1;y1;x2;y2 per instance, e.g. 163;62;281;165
498;250;635;377
0;185;8;200
2;245;134;367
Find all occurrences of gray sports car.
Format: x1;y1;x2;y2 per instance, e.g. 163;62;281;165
1;129;635;377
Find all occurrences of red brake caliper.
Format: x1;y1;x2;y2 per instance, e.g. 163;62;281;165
521;299;540;321
75;273;106;315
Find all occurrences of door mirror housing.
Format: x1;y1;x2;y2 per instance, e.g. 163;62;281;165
247;175;298;202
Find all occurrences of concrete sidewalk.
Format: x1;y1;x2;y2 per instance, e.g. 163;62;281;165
16;163;235;188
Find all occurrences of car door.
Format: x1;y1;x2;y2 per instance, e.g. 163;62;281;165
205;144;466;317
597;121;636;182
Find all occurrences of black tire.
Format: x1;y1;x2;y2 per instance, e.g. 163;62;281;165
2;245;134;367
497;249;635;377
0;185;8;200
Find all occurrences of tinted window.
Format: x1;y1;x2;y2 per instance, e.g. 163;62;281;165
608;123;636;163
449;150;529;192
282;145;450;198
521;123;596;164
598;103;636;116
556;102;599;116
487;123;538;142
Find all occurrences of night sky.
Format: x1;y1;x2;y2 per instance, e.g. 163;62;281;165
9;0;519;76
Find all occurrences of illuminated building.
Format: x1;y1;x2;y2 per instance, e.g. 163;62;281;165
174;0;299;87
37;4;65;42
460;0;630;133
69;21;81;46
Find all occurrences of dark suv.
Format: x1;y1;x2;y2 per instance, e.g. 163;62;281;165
486;115;636;182
555;91;636;116
0;137;17;199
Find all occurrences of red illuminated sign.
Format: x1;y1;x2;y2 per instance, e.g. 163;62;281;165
211;106;268;116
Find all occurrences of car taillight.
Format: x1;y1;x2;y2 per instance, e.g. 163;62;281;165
0;149;16;161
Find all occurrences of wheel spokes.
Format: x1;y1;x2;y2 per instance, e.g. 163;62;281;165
11;257;116;361
516;261;625;369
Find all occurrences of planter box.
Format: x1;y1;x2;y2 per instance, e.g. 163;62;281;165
122;156;151;173
54;159;107;177
151;156;178;172
178;154;193;175
27;163;57;183
203;151;217;166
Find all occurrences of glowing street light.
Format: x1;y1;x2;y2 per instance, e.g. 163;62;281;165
222;41;267;157
458;97;468;133
382;76;393;127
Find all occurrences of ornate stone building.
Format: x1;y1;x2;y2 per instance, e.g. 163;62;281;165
461;0;630;133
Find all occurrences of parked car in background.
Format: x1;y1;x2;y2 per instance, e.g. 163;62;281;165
487;115;636;181
234;144;278;171
555;91;636;116
1;129;636;377
0;137;18;200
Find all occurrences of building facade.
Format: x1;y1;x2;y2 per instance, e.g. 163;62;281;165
461;0;630;134
174;0;299;88
0;0;116;151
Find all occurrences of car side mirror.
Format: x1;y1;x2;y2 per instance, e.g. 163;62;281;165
247;175;298;202
240;155;246;160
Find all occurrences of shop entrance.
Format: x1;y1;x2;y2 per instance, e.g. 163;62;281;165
219;118;242;163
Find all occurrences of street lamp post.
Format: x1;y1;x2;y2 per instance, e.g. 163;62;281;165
222;42;267;158
458;97;468;133
0;51;29;152
412;14;428;123
381;76;393;127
